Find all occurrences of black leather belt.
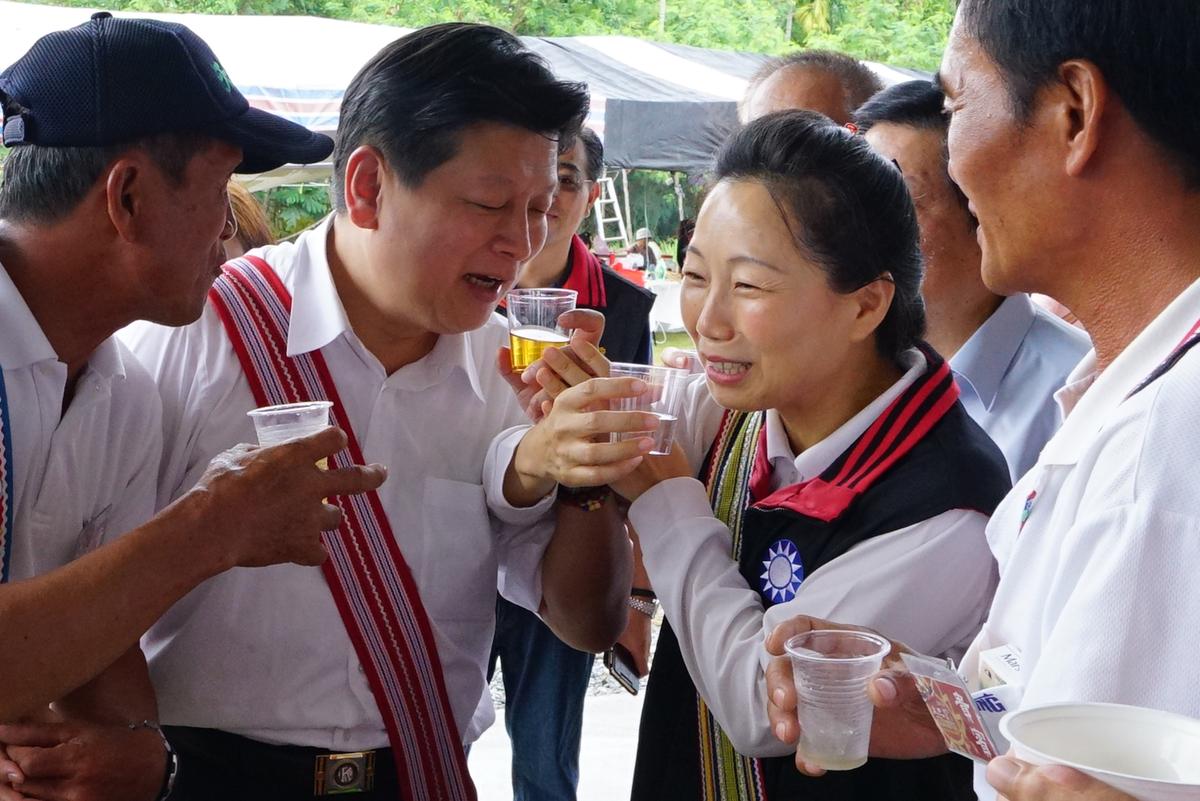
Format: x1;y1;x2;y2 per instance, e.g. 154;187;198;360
163;726;395;800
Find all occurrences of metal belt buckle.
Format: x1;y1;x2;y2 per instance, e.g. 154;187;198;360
314;751;376;795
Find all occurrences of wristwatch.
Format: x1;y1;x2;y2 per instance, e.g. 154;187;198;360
129;721;179;801
627;596;658;618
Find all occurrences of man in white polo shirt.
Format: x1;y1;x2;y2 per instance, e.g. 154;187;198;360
121;24;633;800
763;1;1200;799
0;13;384;801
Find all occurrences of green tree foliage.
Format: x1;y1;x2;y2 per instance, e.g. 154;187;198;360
797;0;953;72
259;184;331;238
40;0;349;15
4;0;954;238
338;0;792;53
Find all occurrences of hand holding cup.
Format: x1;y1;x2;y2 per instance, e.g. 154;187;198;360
764;615;948;775
181;425;387;570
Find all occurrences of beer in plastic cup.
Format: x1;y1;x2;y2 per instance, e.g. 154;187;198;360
506;288;577;371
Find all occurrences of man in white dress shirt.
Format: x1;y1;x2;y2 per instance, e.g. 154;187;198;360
764;2;1200;799
122;24;633;799
0;13;384;801
855;80;1091;480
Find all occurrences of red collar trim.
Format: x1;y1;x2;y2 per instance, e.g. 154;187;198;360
561;234;607;308
750;347;960;522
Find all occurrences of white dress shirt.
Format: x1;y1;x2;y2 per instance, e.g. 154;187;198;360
951;293;1091;482
962;277;1200;799
120;217;555;750
0;262;161;581
627;350;998;756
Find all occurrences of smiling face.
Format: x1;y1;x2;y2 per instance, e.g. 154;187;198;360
361;122;559;336
544;136;599;251
681;179;881;418
939;19;1061;296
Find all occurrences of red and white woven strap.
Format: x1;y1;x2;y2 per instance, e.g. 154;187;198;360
0;367;13;584
209;256;476;801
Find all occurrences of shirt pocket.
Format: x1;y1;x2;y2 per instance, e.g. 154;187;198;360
418;477;496;623
21;504;91;577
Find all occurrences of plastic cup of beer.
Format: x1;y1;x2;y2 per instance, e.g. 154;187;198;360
608;362;688;455
784;630;890;771
247;401;334;468
506;288;577;371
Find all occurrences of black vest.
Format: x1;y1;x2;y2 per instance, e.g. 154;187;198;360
633;381;1010;801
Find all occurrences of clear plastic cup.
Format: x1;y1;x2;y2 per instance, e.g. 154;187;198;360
247;401;334;468
506;288;577;371
662;347;703;374
785;630;890;771
608;363;689;455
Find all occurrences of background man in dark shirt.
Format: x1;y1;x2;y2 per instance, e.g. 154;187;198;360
492;127;653;801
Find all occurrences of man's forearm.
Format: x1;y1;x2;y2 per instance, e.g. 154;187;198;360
539;497;632;652
53;646;158;724
0;497;222;720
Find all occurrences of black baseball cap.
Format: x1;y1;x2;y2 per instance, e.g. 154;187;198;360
0;12;333;173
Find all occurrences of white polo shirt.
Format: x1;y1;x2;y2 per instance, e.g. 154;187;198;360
950;293;1091;482
0;262;161;581
120;217;555;750
627;350;998;755
963;278;1200;799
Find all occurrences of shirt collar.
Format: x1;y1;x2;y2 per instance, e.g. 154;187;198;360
280;215;487;405
284;215;353;359
1042;275;1200;465
950;293;1037;412
394;324;488;404
764;348;926;484
0;261;58;369
1;262;127;387
84;337;128;383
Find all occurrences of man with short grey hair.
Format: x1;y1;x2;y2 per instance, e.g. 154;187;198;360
740;49;883;124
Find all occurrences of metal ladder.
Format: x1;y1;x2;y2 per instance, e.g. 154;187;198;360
592;176;630;250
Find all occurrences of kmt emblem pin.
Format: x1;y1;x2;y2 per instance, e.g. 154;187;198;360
759;538;804;605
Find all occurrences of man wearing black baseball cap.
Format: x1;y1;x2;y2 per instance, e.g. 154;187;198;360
1;12;332;173
0;14;384;801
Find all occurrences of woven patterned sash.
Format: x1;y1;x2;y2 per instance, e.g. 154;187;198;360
208;256;476;801
0;369;13;584
696;409;769;801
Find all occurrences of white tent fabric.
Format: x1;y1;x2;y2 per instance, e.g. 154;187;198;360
1;0;928;183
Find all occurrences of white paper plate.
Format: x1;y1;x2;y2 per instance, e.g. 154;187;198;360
1000;702;1200;801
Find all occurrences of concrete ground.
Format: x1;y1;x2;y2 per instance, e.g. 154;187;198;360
470;691;645;801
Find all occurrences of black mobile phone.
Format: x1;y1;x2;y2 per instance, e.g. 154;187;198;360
604;644;640;695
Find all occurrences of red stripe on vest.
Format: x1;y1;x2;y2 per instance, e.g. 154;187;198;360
841;360;957;490
208;256;476;801
751;351;960;521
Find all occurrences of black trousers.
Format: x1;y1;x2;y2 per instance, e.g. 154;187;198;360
164;726;400;801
